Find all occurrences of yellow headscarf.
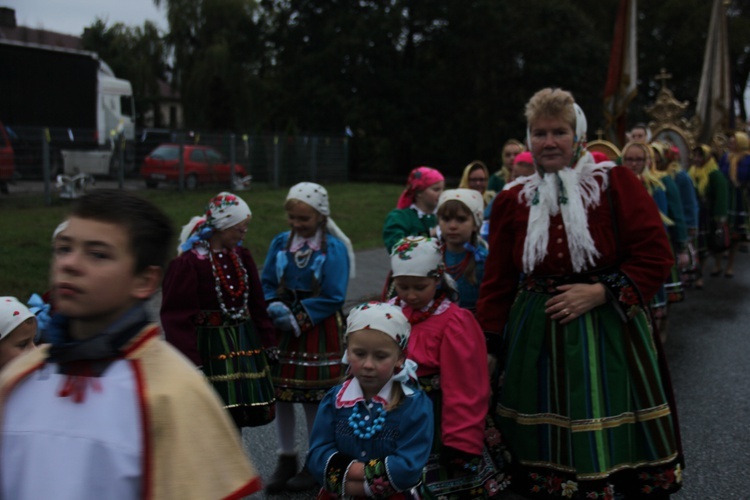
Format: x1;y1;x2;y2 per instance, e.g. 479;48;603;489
688;144;718;197
728;131;750;186
651;141;682;179
622;142;673;226
458;160;496;206
493;139;525;186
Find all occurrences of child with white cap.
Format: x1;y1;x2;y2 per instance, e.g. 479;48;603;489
261;181;355;493
306;301;433;498
437;188;488;311
389;236;509;498
0;297;37;370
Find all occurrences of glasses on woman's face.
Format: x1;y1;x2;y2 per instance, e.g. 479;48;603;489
468;176;487;184
622;156;646;164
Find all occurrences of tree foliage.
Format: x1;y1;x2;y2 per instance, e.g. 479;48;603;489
81;19;169;127
85;0;750;174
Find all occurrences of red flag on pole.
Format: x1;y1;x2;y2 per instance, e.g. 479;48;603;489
603;0;637;147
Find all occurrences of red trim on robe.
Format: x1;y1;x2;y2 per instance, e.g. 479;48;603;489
131;359;153;500
222;475;263;500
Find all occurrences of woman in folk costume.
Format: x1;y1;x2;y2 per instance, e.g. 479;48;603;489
389;236;509;499
488;139;525;193
161;192;277;429
476;88;684;499
688;144;729;288
383;166;445;251
651;141;697;291
718;131;750;277
261;182;355;493
621;142;676;342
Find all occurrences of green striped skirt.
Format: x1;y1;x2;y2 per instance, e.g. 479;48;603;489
498;288;683;499
196;311;276;427
272;311;345;403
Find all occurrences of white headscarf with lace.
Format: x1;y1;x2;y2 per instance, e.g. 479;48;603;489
518;103;609;274
286;182;356;279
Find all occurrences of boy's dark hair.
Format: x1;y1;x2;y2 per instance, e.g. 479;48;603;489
70;189;174;273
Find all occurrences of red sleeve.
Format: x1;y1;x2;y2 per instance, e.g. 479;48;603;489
160;255;202;365
240;248;277;348
608;166;674;301
438;306;489;455
476;188;521;337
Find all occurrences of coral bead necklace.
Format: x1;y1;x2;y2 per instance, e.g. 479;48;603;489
210;248;250;320
396;291;446;325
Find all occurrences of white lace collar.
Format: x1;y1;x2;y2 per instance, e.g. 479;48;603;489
289;229;322;252
409;203;434;218
335;378;394;408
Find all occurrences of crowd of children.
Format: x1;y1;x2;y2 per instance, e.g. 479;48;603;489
4;95;748;500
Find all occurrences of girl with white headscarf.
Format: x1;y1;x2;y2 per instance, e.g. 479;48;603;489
388;236;509;498
437;188;488;310
477;88;684;498
161;192;277;429
260;182;354;493
307;302;433;498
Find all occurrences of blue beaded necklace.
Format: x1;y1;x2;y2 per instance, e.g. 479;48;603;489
348;401;387;439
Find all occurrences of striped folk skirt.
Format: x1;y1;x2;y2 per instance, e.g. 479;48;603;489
196;311;276;428
272;311;345;403
497;288;684;499
418;374;511;499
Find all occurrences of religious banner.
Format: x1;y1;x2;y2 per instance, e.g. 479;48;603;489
695;0;732;144
603;0;637;147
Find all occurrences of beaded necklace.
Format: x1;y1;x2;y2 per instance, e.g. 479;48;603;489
209;249;249;320
443;251;471;280
397;291;446;325
348;401;387;439
294;247;314;268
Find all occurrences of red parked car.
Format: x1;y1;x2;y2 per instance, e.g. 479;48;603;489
0;120;14;193
140;144;248;189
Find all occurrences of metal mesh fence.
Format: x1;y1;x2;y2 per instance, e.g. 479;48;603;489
5;125;349;188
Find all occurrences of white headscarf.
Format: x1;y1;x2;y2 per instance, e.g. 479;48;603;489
0;297;34;340
177;192;251;254
438;188;484;228
520;103;607;274
390;236;444;279
287;182;356;279
343;302;418;395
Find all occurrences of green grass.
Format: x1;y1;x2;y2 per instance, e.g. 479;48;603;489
0;182;403;300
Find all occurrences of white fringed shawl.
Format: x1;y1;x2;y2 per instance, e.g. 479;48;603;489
515;152;610;274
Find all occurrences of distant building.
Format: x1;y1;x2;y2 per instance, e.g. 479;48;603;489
0;7;82;49
143;79;183;129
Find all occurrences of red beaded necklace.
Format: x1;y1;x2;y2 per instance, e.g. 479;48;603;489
210;249;247;299
397;291;446;325
443;250;471;280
